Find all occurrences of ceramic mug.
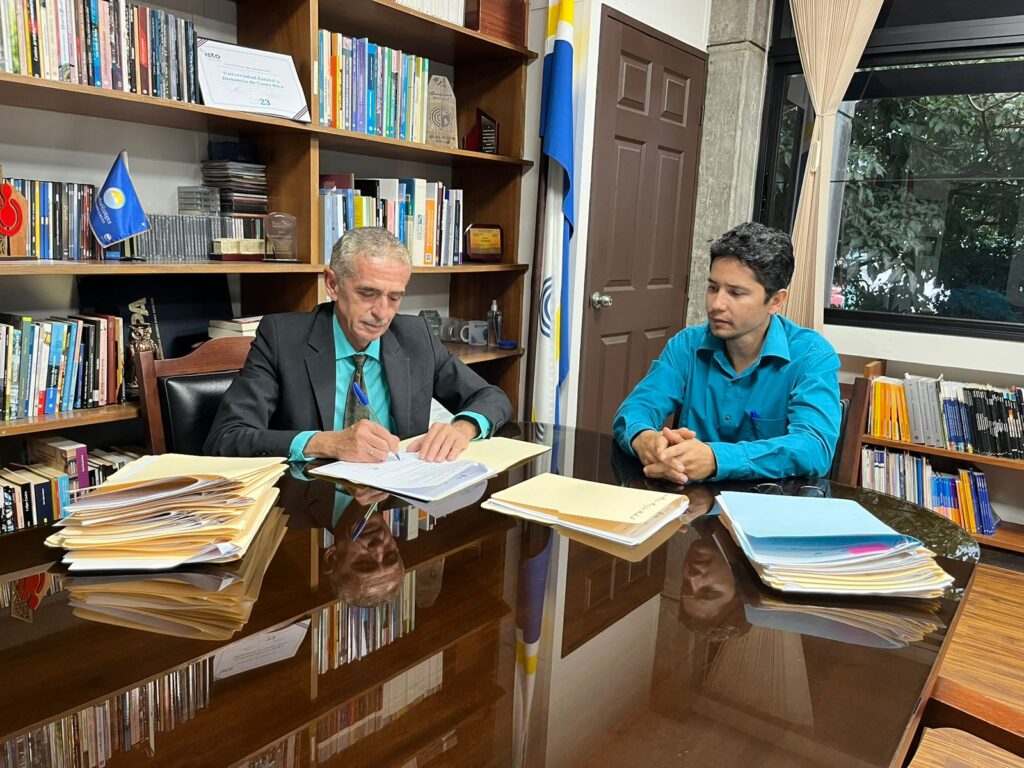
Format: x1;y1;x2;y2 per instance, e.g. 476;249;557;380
466;320;489;346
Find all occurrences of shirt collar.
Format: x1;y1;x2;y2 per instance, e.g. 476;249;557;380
696;315;791;372
332;313;381;362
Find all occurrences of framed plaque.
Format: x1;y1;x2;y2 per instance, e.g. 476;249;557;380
427;76;458;148
464;224;503;263
196;38;311;123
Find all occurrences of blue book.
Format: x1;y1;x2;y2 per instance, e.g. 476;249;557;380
43;321;64;414
60;320;79;412
718;491;921;565
367;43;377;136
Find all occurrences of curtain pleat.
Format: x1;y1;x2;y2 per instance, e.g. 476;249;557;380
784;0;884;330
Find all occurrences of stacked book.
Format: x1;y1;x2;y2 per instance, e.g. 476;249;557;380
44;454;286;571
64;507;286;639
0;0;200;103
860;446;998;536
0;312;125;421
208;316;262;340
177;186;221;216
315;30;430;140
718;491;954;598
121;213;264;262
201;161;269;215
319;174;465;266
394;0;466;26
1;177;97;260
869;375;1024;459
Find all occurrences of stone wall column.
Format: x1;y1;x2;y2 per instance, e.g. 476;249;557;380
686;0;773;326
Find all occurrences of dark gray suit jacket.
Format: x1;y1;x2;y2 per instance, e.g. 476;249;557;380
204;302;513;457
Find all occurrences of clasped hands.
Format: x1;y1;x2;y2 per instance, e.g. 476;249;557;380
305;419;478;463
632;426;717;484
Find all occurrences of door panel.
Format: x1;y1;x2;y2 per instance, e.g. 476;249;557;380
578;11;707;433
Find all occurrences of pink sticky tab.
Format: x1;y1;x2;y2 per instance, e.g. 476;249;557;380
848;543;889;555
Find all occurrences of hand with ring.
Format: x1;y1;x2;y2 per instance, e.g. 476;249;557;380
303;419;399;462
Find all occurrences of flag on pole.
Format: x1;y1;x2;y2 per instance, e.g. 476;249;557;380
532;0;575;427
90;150;150;249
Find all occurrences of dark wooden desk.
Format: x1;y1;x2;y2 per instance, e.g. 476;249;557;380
0;424;980;767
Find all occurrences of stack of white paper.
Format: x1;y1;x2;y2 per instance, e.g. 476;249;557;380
45;454;287;571
718;492;954;598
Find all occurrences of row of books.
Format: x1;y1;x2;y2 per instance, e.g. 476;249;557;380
0;441;138;534
0;658;212;768
859;446;998;536
0;0;199;102
319;175;465;267
2;178;98;261
0;313;124;422
869;375;1024;459
395;0;466;26
119;213;264;262
315;30;431;141
317;568;417;673
314;653;444;763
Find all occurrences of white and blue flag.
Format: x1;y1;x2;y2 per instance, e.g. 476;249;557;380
90;150;150;249
532;0;575;429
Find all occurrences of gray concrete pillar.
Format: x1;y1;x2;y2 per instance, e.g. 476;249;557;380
685;0;773;327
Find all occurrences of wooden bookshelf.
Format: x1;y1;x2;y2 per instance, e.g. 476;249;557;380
442;342;524;365
0;404;141;437
841;373;1024;554
0;0;535;445
860;436;1024;473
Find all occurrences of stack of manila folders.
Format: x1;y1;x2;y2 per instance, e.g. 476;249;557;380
62;505;287;640
717;491;954;598
44;454;287;572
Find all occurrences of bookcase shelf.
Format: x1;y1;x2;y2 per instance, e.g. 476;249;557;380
411;263;528;274
860;435;1024;473
318;0;536;65
973;520;1024;554
442;342;524;365
0;404;141;438
0;71;310;135
314;125;532;167
0;261;326;275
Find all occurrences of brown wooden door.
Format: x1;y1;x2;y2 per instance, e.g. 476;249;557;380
578;9;707;433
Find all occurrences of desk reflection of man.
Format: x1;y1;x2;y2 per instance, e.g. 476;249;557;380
325;500;405;606
679;525;750;642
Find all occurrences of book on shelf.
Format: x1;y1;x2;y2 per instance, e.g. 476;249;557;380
395;0;467;26
868;374;1024;460
860;445;999;536
717;491;954;598
0;0;200;103
320;176;464;266
316;29;430;143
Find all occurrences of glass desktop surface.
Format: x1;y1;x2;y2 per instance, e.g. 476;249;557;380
0;424;979;768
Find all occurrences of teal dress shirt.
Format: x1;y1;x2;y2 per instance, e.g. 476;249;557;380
289;314;490;461
613;315;841;480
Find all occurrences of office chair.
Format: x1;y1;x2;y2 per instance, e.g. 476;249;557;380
136;337;254;455
828;396;851;482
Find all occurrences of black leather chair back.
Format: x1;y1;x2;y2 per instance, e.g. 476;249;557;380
829;397;851;481
158;372;237;455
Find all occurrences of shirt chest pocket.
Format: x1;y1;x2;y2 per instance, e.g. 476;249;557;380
750;413;787;439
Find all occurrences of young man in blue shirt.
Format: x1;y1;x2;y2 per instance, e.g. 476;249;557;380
613;222;841;483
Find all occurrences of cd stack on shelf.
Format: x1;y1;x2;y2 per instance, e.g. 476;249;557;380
200;162;270;215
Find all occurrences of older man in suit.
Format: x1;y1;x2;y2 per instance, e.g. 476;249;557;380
205;227;512;463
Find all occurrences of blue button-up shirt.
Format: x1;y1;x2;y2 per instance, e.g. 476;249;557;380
613;315;841;480
289;314;490;461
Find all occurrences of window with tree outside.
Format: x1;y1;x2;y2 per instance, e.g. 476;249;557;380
767;58;1024;336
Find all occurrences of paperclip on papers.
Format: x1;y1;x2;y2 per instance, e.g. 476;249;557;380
717;491;954;598
481;473;689;546
45;454;287;572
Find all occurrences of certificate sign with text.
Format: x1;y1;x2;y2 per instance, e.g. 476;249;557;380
196;38;311;123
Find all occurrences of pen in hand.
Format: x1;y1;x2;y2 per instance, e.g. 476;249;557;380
351;380;400;461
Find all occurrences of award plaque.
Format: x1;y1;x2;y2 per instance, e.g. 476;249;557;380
419;309;443;337
264;212;299;262
462;108;500;155
464;224;503;263
427;76;458;148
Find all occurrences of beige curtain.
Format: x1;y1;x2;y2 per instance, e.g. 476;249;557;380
784;0;883;330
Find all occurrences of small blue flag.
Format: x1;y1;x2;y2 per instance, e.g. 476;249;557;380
90;150;150;250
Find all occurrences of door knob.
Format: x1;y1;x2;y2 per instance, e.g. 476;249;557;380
590;291;613;309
